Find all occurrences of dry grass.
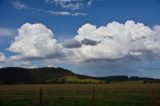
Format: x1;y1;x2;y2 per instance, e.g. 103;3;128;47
0;83;160;106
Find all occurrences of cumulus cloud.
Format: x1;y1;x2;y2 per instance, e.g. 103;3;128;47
13;61;37;68
68;20;160;61
146;25;160;54
0;52;6;62
2;20;160;77
6;20;160;67
8;23;63;60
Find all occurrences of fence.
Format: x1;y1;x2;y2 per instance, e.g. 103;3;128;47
37;86;159;106
0;84;159;106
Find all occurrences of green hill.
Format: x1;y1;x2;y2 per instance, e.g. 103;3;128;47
0;67;102;84
0;67;160;84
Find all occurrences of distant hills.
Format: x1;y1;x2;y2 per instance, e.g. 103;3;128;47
0;67;160;84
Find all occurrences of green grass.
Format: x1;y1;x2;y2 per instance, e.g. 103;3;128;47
65;75;103;83
0;83;160;106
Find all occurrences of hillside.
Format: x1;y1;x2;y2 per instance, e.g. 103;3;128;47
0;67;160;84
0;67;102;84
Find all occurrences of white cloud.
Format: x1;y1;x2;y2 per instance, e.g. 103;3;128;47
13;61;37;68
129;51;142;56
0;52;6;62
46;0;95;10
145;25;160;55
8;23;63;60
0;27;16;37
6;20;160;65
68;20;159;61
11;0;86;17
11;0;28;9
60;2;83;10
51;0;83;10
43;10;87;16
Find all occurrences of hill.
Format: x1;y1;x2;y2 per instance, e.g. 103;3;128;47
0;67;102;84
0;67;160;84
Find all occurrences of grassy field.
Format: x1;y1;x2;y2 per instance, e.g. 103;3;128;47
0;83;160;106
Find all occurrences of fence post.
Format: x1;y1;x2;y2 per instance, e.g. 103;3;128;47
92;88;96;106
39;88;43;106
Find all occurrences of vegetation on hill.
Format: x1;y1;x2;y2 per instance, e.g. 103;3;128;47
0;67;160;84
0;67;102;84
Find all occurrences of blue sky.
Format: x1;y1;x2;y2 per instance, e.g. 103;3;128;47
1;0;160;78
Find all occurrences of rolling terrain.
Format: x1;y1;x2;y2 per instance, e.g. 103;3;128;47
0;67;160;106
0;67;160;84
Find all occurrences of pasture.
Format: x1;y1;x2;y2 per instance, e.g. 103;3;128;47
0;83;160;106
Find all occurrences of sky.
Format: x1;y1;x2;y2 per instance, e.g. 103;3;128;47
1;0;160;78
